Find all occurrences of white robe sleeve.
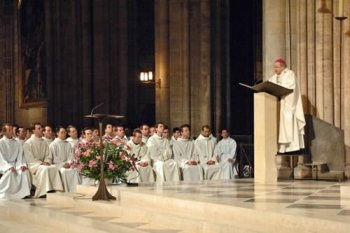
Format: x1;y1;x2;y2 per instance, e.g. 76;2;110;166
0;151;13;173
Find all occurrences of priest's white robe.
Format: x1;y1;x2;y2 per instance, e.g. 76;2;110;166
146;134;180;183
269;68;306;153
24;135;63;197
15;138;26;146
126;140;155;183
49;138;79;192
194;134;221;180
215;137;237;179
0;137;31;199
173;138;203;181
66;137;79;148
42;137;53;146
142;136;149;144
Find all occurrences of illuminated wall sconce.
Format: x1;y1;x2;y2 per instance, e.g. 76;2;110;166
139;71;153;82
139;71;161;88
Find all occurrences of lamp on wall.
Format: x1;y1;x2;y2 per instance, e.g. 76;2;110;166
139;71;161;88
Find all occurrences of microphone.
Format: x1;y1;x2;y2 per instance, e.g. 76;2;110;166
90;102;104;115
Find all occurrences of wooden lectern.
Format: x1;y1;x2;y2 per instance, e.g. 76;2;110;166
240;81;292;183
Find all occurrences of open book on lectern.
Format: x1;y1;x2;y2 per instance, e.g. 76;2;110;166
239;81;293;98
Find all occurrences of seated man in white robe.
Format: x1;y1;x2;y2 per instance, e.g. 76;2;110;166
75;127;95;185
49;126;79;192
66;125;79;148
23;122;63;198
102;124;114;141
215;129;237;180
146;123;180;183
140;124;150;144
0;123;31;199
126;129;155;183
194;125;221;180
15;126;27;146
113;125;129;145
42;125;54;146
173;124;203;181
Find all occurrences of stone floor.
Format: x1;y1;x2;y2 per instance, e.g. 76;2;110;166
0;179;349;233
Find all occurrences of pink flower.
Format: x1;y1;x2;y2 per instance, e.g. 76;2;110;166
88;160;97;168
74;149;81;157
77;164;84;172
108;161;116;170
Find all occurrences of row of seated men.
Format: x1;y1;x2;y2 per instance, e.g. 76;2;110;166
0;122;237;199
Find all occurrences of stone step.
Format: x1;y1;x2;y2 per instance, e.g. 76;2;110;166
46;185;350;233
47;191;264;233
5;199;146;233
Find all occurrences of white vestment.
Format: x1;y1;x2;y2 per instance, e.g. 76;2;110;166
42;137;53;146
269;68;306;152
16;138;26;146
215;137;237;179
126;140;155;183
173;138;204;181
141;135;149;144
146;134;180;183
0;137;31;199
23;135;63;197
194;134;221;180
66;137;79;148
49;138;79;192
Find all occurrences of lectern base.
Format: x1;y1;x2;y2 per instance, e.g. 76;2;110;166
92;178;116;201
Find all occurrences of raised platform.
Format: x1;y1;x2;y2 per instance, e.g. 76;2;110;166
52;180;350;232
2;179;350;233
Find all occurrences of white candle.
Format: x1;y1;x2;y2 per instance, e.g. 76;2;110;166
339;0;344;17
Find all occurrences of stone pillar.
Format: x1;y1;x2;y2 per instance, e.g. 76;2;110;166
296;0;308;113
168;0;190;127
155;0;170;124
0;0;15;123
306;0;316;115
263;0;287;79
323;0;334;124
198;0;211;129
155;0;213;135
343;1;350;177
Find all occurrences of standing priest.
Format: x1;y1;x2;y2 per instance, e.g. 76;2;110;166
269;58;306;153
0;123;31;199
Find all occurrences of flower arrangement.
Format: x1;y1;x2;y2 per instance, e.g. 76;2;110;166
72;140;136;183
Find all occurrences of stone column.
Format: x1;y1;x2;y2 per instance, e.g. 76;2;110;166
296;0;308;115
155;0;170;124
343;1;350;177
199;0;211;130
169;0;190;127
323;0;334;124
306;0;316;115
263;0;287;79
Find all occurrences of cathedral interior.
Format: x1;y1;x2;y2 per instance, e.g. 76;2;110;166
1;1;350;232
0;0;350;172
